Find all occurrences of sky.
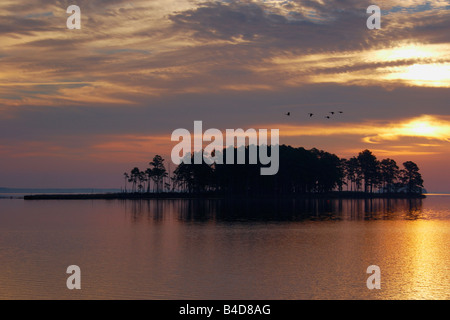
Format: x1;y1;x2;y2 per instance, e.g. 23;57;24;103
0;0;449;191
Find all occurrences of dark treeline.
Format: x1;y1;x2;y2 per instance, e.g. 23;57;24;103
123;146;424;196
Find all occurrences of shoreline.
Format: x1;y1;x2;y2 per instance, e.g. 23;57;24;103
23;192;426;200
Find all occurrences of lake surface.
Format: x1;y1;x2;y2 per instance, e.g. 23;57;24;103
0;196;449;300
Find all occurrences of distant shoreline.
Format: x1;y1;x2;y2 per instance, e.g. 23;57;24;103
23;192;426;200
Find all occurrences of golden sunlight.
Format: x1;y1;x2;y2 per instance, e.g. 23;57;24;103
372;43;446;61
274;115;450;146
398;116;450;141
384;63;450;87
360;115;450;143
405;120;438;136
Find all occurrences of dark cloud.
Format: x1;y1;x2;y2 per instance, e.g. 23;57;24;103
168;0;382;51
409;13;450;44
167;0;450;53
1;84;449;142
0;15;58;35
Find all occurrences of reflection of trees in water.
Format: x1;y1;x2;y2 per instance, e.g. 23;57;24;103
120;198;424;223
405;199;423;220
122;199;166;223
344;198;423;220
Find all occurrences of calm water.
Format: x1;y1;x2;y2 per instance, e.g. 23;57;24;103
0;196;449;300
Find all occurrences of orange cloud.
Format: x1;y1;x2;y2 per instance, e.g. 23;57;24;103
276;115;450;141
270;114;450;156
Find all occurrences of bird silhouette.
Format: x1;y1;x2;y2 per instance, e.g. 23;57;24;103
285;112;291;116
330;112;335;115
325;116;330;119
308;113;314;118
339;111;343;114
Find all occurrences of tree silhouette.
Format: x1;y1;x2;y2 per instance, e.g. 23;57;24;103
400;161;424;194
173;155;214;193
357;150;379;193
124;147;424;196
345;157;362;191
123;172;129;193
129;167;140;193
138;170;146;193
145;168;153;193
380;159;399;193
149;155;167;193
173;162;191;193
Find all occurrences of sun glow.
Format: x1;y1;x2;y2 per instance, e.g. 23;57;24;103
365;115;450;143
274;115;450;145
372;43;450;62
405;120;438;136
374;44;438;61
384;63;450;87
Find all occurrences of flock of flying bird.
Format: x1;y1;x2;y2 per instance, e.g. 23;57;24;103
285;111;344;119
